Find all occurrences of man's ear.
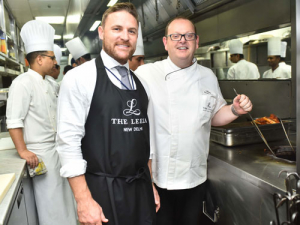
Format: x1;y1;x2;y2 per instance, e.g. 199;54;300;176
98;26;104;40
162;36;168;51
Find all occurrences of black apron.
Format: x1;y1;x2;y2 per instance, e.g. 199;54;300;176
81;56;156;225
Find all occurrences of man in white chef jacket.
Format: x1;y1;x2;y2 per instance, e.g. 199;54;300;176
279;41;292;76
46;44;61;95
263;37;291;79
6;20;77;225
66;37;91;66
135;16;253;225
227;39;260;79
129;22;145;71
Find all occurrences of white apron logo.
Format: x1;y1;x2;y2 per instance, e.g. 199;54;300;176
123;99;141;116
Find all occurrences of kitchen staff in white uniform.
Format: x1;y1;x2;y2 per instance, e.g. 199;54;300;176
46;44;61;94
263;37;290;79
128;22;145;71
227;39;260;79
279;41;291;76
66;37;91;65
6;20;77;225
135;16;253;225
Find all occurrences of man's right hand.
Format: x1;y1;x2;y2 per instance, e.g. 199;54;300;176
19;149;39;169
77;197;109;225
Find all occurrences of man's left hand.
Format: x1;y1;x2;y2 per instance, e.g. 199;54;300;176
152;183;160;212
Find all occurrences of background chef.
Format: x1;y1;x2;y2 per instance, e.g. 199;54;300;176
46;44;61;94
6;20;77;225
66;37;91;66
227;39;260;79
128;22;145;71
263;37;291;79
279;41;292;76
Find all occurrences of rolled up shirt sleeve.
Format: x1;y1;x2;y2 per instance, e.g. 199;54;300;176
6;79;31;129
56;69;91;178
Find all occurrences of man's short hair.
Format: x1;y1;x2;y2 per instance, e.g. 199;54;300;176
102;2;138;28
63;65;73;74
26;51;47;65
165;16;197;36
81;53;91;61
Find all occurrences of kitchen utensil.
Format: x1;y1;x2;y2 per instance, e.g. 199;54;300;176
233;88;276;156
279;118;295;152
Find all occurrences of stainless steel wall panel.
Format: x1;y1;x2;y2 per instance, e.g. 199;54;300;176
218;80;293;118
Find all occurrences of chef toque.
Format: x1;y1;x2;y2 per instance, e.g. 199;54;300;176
281;41;287;58
65;37;89;60
229;39;243;55
133;23;144;56
53;44;62;65
21;20;55;54
268;37;281;56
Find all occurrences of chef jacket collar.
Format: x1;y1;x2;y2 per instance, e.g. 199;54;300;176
28;68;46;80
165;56;197;80
100;50;129;71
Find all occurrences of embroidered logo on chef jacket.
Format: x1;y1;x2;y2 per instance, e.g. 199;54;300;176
123;99;141;116
111;98;147;132
202;90;216;113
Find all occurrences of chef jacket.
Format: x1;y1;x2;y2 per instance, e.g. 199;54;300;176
279;62;292;77
57;50;136;178
135;57;227;190
46;75;60;96
227;59;260;79
263;66;291;79
6;69;57;150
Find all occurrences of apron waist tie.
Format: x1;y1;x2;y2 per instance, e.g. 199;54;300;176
87;167;147;183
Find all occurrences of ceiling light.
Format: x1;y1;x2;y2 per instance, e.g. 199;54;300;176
54;35;61;40
107;0;118;7
67;15;80;24
60;48;67;51
36;16;65;24
64;34;74;39
89;21;101;31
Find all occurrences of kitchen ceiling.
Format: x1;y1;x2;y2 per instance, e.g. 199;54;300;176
5;0;70;44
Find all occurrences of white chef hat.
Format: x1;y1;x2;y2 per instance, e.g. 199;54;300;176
229;39;243;55
133;22;144;56
53;44;62;65
65;37;89;60
281;41;287;58
20;20;55;54
268;37;281;56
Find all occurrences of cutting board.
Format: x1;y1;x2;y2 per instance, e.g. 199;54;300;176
0;173;15;204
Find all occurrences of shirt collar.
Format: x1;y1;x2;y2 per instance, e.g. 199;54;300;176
165;56;197;75
28;69;44;80
100;50;129;70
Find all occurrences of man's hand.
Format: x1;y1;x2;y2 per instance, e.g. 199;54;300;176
152;183;160;212
232;94;252;115
19;149;39;169
77;197;108;225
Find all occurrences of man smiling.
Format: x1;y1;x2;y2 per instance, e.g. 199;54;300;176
57;3;158;225
135;16;252;225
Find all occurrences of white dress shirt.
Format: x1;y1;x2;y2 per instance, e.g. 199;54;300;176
46;75;60;96
6;69;57;150
57;50;136;178
227;59;260;79
135;57;226;190
263;66;291;78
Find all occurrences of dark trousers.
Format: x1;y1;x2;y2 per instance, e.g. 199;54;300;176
155;182;207;225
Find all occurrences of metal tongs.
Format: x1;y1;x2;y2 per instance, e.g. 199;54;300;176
233;88;276;156
279;118;295;152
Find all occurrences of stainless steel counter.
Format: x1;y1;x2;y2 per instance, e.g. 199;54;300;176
209;141;296;191
0;149;26;225
206;141;297;224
